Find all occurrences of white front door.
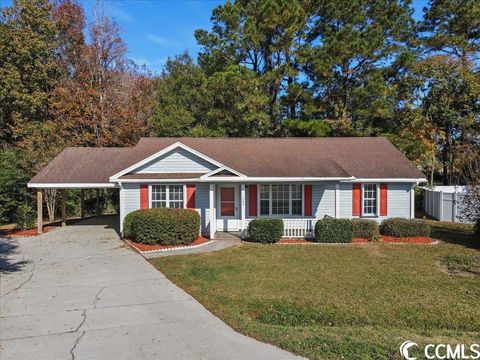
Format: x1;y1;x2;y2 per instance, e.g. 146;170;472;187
216;185;239;231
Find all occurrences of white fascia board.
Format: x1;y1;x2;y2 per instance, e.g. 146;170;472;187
109;142;224;181
115;178;201;183
28;183;117;189
200;176;356;183
200;166;246;179
346;178;427;183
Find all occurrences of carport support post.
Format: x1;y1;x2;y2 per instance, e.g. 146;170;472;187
37;189;43;235
61;189;66;227
96;189;100;217
80;189;85;219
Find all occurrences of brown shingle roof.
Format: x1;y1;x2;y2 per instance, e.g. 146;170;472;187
28;137;425;185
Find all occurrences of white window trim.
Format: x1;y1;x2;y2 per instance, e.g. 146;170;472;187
149;184;187;209
361;183;379;217
256;184;304;217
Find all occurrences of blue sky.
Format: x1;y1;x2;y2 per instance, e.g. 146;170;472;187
80;0;225;73
1;0;429;73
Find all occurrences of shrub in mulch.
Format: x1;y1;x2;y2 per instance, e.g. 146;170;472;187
247;218;284;244
314;218;353;243
352;219;379;240
380;218;430;238
124;208;200;245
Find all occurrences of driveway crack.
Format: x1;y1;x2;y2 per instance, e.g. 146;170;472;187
3;265;35;296
70;309;87;360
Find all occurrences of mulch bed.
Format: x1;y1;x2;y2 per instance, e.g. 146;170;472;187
0;225;57;237
125;236;211;252
352;236;433;244
278;237;434;244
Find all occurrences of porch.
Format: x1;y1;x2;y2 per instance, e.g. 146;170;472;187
206;183;327;239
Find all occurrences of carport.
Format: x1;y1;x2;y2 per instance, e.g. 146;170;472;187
27;147;131;234
30;185;118;234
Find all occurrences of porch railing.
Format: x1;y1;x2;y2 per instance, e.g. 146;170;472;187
242;218;317;239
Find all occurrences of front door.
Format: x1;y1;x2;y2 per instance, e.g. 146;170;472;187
216;185;239;231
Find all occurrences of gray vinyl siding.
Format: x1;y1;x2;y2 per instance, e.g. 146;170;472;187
134;148;218;173
338;182;412;221
120;183;140;227
195;183;211;234
384;183;411;219
339;183;353;218
312;183;335;218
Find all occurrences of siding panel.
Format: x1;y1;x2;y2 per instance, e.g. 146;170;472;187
121;183;140;227
195;183;211;233
312;183;335;218
134;148;218;173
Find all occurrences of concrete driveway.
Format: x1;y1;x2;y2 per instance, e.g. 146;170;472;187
0;216;302;360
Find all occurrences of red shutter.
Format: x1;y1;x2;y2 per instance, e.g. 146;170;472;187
352;183;361;216
186;184;196;209
380;183;388;216
304;185;312;216
249;185;257;216
140;184;149;209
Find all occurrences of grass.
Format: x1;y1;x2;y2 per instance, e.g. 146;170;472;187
151;221;480;360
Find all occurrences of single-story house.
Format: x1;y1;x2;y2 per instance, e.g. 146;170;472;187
28;137;426;238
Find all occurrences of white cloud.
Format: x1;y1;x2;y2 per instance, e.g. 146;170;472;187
146;33;181;47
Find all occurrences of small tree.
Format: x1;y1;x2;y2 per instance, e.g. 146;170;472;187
459;144;480;231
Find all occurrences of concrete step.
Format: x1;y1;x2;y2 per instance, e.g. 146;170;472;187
214;231;242;242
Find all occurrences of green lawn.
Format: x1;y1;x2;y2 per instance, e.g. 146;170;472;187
151;223;480;360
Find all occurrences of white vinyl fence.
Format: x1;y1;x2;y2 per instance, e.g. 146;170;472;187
423;186;470;223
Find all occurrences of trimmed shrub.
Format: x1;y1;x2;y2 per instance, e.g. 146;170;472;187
314;218;353;243
123;210;142;238
124;208;200;245
352;219;379;240
248;218;284;243
380;218;430;238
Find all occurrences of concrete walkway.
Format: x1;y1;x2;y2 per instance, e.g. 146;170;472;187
0;216;302;360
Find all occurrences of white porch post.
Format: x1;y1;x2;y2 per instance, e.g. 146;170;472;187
335;183;340;218
240;184;246;230
410;185;415;219
209;184;216;239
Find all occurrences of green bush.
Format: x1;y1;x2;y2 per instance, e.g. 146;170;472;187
14;204;36;230
248;218;284;243
352;219;379;240
314;218;353;243
124;208;200;245
380;218;430;237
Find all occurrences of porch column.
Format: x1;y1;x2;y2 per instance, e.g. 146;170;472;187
61;189;66;227
240;184;246;231
96;189;100;217
209;184;215;239
80;189;85;219
37;189;43;235
335;183;340;218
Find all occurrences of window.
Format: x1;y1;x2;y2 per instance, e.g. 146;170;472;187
363;184;377;216
259;184;270;215
291;184;302;215
258;184;303;216
151;185;184;209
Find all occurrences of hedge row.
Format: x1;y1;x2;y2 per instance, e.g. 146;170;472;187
380;218;430;237
313;217;430;243
123;208;200;245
